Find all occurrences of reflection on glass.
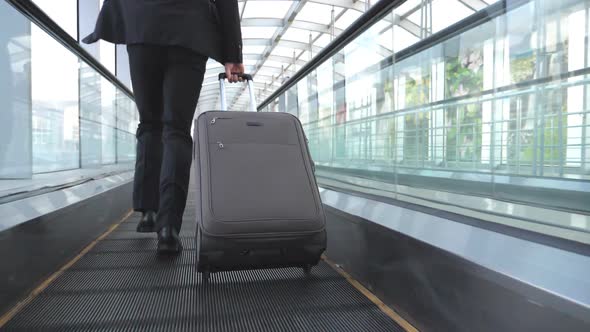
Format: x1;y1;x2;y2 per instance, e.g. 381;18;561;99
297;78;310;124
0;2;137;187
316;61;334;163
115;91;138;163
286;85;299;117
80;62;103;168
0;1;32;179
101;77;116;165
274;0;590;224
31;24;80;173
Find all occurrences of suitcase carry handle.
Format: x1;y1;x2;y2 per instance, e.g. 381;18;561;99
218;73;253;81
218;73;257;112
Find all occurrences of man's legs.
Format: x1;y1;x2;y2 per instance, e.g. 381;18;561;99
156;46;207;233
127;45;165;216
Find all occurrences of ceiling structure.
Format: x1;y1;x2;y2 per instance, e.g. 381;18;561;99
196;0;500;113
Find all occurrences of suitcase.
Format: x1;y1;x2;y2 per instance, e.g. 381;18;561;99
193;73;327;281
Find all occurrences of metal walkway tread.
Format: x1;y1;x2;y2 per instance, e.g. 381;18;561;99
3;186;405;332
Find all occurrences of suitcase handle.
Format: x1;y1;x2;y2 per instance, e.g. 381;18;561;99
218;73;257;112
218;73;253;81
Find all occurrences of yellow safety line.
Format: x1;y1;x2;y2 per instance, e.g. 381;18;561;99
322;256;420;332
0;210;133;329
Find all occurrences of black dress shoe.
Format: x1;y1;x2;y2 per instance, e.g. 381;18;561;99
137;211;157;233
157;226;183;254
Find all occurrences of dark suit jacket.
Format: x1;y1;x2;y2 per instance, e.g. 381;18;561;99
82;0;242;64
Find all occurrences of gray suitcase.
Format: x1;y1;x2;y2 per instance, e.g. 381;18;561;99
193;73;326;281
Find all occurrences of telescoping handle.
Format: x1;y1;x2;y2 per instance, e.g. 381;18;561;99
218;73;257;112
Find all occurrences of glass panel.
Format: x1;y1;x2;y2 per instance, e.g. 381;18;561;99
31;24;79;173
286;85;299;117
80;62;103;168
314;60;334;163
101;77;116;164
116;45;132;90
393;25;420;52
0;1;32;179
297;77;309;125
1;2;137;188
79;0;100;57
268;0;590;238
116;90;138;163
406;0;473;34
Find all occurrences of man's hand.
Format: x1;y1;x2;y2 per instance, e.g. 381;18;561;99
225;63;245;83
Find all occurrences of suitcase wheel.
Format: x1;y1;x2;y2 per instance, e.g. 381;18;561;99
303;264;312;275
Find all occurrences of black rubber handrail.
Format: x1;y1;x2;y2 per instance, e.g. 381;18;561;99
5;0;134;99
257;0;408;110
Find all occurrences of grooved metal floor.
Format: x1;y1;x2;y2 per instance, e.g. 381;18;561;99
3;186;404;331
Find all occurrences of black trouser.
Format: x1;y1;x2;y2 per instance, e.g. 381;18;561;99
127;44;207;232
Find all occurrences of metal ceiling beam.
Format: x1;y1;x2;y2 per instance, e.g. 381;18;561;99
378;0;483;40
242;53;264;60
457;0;488;11
201;0;366;112
221;8;305;109
199;82;271;97
200;0;438;112
250;0;439;106
241;18;343;35
242;39;323;53
291;20;343;34
239;0;366;12
241;17;284;27
278;40;323;53
239;0;248;20
228;0;309;108
243;53;308;66
308;0;365;12
256;65;290;72
227;0;308;111
267;54;307;66
200;86;242;94
395;14;421;38
255;4;351;101
242;38;322;53
242;38;273;47
198;96;222;102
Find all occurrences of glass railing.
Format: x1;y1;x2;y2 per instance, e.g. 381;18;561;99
261;0;590;241
0;1;137;194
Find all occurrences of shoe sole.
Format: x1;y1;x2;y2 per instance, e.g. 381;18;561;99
136;225;155;233
157;242;183;254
